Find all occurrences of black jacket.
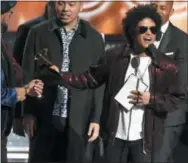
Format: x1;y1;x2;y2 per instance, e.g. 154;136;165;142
13;15;48;65
12;15;49;136
158;22;188;126
1;40;17;137
22;18;105;136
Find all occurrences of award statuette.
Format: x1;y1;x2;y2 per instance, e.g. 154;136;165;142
34;48;62;87
34;48;52;98
34;48;53;66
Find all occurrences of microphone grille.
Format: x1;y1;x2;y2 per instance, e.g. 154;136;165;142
131;57;140;69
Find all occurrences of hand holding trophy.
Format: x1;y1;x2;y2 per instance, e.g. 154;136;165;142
34;48;61;87
50;65;59;73
35;48;59;72
34;48;52;98
35;48;52;67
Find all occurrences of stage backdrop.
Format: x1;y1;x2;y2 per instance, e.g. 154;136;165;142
6;1;188;34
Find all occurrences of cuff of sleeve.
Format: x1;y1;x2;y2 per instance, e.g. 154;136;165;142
90;117;100;124
11;88;18;107
146;92;155;109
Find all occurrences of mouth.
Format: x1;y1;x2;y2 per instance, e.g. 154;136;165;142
60;13;71;17
143;36;153;43
60;15;69;18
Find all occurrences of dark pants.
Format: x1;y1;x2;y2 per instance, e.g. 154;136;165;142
1;136;8;163
28;123;68;163
67;127;88;163
104;138;150;163
154;125;183;163
53;116;89;163
28;119;88;163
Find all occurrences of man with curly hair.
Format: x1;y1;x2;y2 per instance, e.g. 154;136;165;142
40;4;186;163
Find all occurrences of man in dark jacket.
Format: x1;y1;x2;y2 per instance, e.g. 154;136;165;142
22;1;105;162
12;1;56;137
1;2;44;162
44;5;186;163
151;1;188;162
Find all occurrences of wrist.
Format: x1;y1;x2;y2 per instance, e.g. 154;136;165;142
16;87;26;102
24;84;29;95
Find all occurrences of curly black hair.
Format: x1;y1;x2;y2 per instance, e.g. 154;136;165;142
122;4;162;45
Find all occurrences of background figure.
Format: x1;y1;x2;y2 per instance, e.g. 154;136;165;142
22;1;105;162
13;1;55;65
151;1;188;162
1;2;44;162
12;1;55;137
5;1;188;34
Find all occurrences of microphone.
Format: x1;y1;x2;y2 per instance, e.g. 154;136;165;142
131;57;140;104
145;44;164;70
131;56;140;75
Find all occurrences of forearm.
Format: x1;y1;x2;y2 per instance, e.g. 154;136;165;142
40;65;107;90
149;53;186;112
59;70;100;90
149;91;186;112
1;88;17;107
1;84;37;108
90;84;105;123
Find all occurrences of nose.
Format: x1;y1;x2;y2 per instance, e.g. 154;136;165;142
145;28;152;35
63;3;70;11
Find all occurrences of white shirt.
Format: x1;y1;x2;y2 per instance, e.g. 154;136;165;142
115;54;151;141
154;21;170;48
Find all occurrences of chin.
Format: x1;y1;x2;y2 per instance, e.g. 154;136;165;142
60;18;71;24
141;44;148;48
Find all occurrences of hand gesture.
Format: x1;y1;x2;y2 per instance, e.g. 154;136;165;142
25;79;44;97
128;90;150;105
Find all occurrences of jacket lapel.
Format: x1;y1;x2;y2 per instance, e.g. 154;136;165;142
158;23;173;53
47;18;64;69
118;56;130;89
117;45;131;91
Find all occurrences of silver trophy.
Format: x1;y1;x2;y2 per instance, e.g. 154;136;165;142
34;48;52;98
34;48;52;66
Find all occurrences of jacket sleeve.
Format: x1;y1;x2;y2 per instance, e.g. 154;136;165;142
22;27;37;116
13;25;30;66
22;27;36;84
1;69;17;108
40;54;109;90
89;34;105;124
1;40;23;85
149;50;187;113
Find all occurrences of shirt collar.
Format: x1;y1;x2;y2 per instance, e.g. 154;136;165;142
49;17;87;38
61;18;80;32
161;21;170;33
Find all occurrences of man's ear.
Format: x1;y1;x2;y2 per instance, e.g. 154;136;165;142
80;2;84;12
